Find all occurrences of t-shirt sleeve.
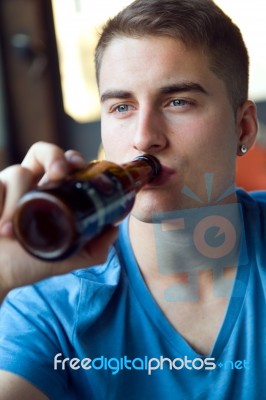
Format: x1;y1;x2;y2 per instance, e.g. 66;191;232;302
0;249;120;399
0;280;79;399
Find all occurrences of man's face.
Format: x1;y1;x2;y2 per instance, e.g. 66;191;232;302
99;36;239;221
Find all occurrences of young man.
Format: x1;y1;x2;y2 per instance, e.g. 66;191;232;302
0;0;262;399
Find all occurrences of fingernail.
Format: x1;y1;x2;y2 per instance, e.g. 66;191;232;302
68;154;86;167
50;160;68;178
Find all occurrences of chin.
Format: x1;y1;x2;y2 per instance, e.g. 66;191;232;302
131;191;182;223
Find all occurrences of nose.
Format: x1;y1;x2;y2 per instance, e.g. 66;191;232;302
133;107;168;154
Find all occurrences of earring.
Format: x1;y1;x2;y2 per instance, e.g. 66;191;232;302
240;144;248;154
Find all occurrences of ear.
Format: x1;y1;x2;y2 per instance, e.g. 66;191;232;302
236;100;258;156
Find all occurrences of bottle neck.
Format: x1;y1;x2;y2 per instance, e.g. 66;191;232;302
122;155;161;192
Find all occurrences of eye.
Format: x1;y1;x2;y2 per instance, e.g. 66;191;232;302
115;104;130;113
110;103;135;117
170;99;190;107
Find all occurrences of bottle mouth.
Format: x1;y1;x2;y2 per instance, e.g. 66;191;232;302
134;154;161;178
13;192;77;261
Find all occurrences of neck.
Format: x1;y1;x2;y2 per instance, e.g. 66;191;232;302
129;215;157;273
128;198;241;301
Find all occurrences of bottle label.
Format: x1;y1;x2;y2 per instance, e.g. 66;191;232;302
74;171;135;238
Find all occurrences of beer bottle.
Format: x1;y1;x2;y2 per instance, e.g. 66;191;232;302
13;154;161;261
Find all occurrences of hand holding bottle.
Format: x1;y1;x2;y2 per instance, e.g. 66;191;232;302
0;142;118;302
13;152;160;261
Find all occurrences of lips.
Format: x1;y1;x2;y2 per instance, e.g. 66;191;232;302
147;164;176;186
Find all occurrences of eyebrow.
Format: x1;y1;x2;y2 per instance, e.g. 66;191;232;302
100;90;133;103
100;82;208;103
160;82;208;95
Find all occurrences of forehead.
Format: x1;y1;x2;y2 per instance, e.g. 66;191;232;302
98;36;217;92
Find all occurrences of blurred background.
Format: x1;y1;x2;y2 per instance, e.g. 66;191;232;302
0;0;265;190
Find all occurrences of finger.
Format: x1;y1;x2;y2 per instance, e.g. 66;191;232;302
0;165;34;235
64;149;87;169
38;148;87;186
21;141;69;182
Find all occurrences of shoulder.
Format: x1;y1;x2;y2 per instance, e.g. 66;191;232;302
0;245;124;398
236;189;266;256
237;188;266;215
247;190;266;205
237;188;266;203
237;189;266;238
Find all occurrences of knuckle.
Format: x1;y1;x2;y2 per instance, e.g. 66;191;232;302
8;165;30;179
26;141;64;161
0;164;23;180
27;141;47;154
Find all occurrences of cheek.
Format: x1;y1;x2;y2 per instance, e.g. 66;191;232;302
185;112;237;152
175;116;238;178
101;119;115;157
101;131;124;161
101;116;134;160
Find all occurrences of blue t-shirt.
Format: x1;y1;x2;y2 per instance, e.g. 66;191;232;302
0;189;265;399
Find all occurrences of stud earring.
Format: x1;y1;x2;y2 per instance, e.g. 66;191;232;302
240;144;248;154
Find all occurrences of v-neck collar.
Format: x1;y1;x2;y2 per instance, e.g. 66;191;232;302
117;195;252;359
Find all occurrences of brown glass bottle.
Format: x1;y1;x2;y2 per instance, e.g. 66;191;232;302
13;154;161;261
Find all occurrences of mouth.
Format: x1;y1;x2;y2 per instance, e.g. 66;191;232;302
146;164;176;187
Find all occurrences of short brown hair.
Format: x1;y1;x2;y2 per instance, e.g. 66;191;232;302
95;0;249;111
